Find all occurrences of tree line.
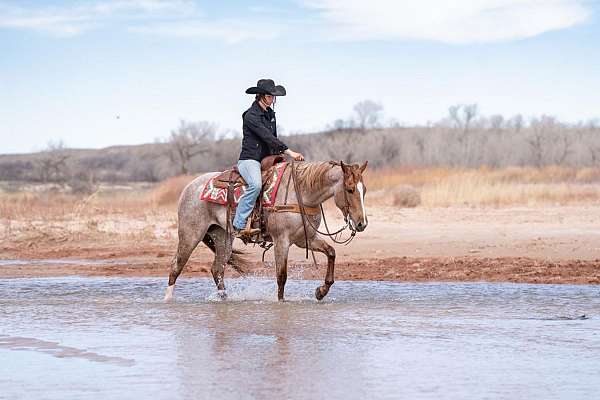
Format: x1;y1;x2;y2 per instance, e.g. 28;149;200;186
1;102;599;189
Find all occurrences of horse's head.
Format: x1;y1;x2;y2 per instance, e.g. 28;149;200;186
333;160;368;232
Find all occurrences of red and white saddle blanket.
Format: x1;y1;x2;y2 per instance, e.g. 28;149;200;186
200;162;287;207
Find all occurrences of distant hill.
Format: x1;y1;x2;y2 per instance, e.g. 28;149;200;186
0;142;176;183
1;122;599;184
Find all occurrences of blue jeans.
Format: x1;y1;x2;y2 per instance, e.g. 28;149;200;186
233;159;262;230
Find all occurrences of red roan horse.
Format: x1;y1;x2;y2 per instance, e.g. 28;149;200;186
164;160;368;302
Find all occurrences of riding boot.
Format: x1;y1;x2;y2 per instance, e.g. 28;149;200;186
233;218;261;239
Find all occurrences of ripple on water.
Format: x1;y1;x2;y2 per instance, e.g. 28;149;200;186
1;277;599;400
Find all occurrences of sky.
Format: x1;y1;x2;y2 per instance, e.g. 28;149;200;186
1;0;599;154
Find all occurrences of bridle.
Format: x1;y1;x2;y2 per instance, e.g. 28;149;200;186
290;160;357;251
259;160;359;265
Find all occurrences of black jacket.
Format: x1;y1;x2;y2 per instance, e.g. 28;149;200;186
239;100;288;161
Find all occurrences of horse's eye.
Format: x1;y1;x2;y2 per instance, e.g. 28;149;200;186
346;188;354;194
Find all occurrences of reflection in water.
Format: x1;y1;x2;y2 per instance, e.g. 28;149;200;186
0;335;135;366
0;259;130;266
1;277;599;400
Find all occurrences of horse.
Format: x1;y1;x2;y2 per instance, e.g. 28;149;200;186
163;160;368;302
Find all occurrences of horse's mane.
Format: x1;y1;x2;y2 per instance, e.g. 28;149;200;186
293;161;337;192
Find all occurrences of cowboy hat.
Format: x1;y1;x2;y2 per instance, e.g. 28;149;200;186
245;79;286;96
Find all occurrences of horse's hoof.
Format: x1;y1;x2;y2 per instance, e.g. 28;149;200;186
217;290;227;300
164;285;175;302
315;287;325;301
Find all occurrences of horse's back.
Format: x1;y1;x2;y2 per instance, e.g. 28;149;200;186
178;171;221;211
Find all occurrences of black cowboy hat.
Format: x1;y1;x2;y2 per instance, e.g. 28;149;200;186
245;79;286;96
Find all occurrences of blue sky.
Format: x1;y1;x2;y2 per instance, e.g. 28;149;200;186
1;0;599;154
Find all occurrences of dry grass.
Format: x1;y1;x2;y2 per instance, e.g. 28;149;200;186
364;166;600;207
0;191;152;220
149;175;196;206
0;186;174;244
365;166;600;191
421;179;600;207
2;166;600;237
364;166;454;190
391;185;421;208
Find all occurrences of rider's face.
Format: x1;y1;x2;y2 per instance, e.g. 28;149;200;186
262;94;274;107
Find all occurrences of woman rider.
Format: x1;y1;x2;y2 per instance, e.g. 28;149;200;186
233;79;304;238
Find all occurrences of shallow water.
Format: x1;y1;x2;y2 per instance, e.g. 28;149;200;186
0;259;129;266
1;277;599;400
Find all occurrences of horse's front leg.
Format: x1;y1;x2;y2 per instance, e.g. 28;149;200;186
297;235;336;300
274;238;290;301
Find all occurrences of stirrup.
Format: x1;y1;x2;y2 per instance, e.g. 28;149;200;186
233;226;260;240
233;228;260;239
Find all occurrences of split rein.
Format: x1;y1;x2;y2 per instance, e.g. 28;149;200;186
240;159;356;265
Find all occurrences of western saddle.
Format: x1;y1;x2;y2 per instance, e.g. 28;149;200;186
214;154;321;243
213;155;285;243
212;154;285;190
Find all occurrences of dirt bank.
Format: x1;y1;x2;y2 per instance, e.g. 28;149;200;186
1;206;599;284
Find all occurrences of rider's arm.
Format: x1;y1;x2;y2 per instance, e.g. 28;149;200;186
244;112;288;154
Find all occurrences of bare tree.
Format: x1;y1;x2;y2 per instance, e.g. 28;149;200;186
448;103;478;134
333;118;355;131
412;131;426;164
36;140;69;183
353;100;383;132
463;104;479;132
447;104;479;165
583;120;600;165
168;120;216;175
508;114;524;133
554;132;574;164
526;116;556;167
488;114;505;131
379;134;400;164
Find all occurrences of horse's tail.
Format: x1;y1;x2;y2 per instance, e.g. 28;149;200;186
201;234;251;275
228;249;251;275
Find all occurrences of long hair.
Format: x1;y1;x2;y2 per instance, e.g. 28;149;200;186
256;93;277;110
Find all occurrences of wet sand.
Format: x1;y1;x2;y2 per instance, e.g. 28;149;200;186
1;205;599;284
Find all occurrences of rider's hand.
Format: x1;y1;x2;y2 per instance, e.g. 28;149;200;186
285;149;305;161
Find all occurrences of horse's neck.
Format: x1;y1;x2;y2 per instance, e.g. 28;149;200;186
297;165;342;207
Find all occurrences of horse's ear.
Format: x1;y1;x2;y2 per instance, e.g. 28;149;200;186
359;160;368;173
340;160;348;174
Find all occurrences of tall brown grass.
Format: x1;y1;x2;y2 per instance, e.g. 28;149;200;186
364;166;600;207
149;175;196;206
2;166;600;224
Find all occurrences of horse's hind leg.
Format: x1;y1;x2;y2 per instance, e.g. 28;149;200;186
205;226;230;298
164;223;208;302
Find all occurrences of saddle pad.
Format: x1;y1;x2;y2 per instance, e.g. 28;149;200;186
200;162;287;207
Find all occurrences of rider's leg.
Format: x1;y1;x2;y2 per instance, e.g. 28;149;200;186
233;159;262;230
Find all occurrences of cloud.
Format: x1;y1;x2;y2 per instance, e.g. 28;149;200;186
0;0;198;36
129;19;278;44
89;0;196;14
0;5;94;36
302;0;591;44
0;1;276;43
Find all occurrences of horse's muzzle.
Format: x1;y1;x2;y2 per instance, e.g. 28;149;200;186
355;221;367;232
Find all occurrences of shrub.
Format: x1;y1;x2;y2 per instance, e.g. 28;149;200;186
150;175;196;206
392;185;421;208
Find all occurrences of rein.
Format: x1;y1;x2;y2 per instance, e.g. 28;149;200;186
290;160;312;259
258;160;357;265
289;161;356;248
